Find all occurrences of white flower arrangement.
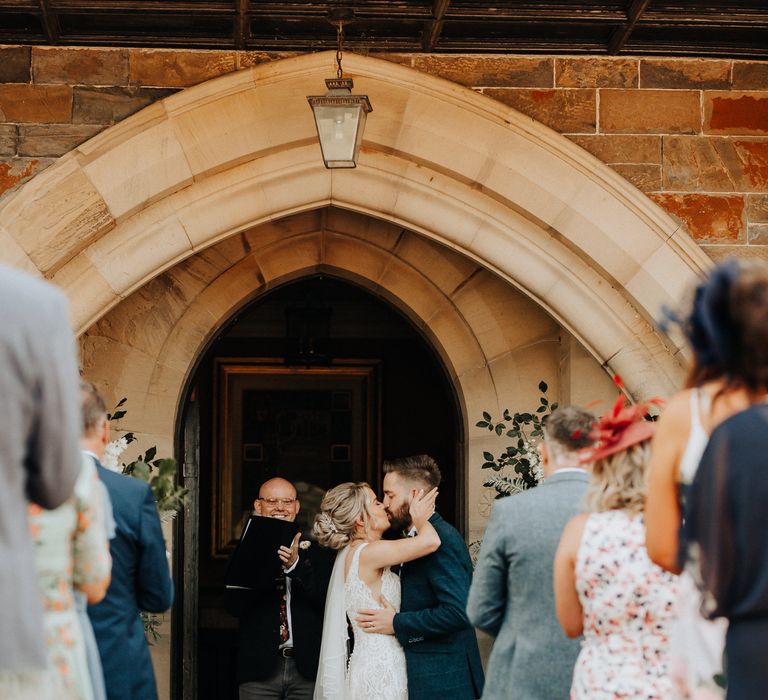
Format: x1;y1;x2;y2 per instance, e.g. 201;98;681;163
102;436;129;472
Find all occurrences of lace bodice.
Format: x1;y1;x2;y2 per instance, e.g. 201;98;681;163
345;543;407;700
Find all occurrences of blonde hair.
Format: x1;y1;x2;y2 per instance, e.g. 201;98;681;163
584;441;650;515
313;482;372;550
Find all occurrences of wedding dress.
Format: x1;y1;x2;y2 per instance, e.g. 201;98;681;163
314;543;408;700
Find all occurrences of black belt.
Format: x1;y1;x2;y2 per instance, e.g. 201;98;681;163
279;647;294;658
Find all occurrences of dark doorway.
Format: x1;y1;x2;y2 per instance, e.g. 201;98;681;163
173;275;463;699
211;362;380;556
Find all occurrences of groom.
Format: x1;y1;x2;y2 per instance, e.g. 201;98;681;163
357;455;484;699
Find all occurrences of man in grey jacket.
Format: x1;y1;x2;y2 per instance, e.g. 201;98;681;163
0;265;82;684
467;406;595;699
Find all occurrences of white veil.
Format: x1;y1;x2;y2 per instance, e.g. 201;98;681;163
313;545;350;700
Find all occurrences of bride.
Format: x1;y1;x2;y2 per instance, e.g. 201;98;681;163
312;481;440;700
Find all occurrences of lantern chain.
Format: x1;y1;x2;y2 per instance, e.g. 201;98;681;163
336;21;344;78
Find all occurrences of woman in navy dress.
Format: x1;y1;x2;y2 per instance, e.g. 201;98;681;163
684;261;768;700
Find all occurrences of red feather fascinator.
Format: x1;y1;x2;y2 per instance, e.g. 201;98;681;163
581;376;663;463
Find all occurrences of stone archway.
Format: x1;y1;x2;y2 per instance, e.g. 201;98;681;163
80;206;621;698
0;50;709;404
82;207;620;541
75;208;615;686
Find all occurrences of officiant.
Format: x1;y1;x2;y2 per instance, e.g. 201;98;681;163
225;477;335;700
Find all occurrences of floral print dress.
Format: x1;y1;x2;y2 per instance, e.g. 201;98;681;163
572;510;679;700
28;456;111;700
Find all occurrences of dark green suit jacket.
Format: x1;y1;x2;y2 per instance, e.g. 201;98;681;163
393;512;484;699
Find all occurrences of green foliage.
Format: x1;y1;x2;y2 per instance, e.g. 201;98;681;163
476;380;558;499
141;610;164;644
109;399;188;643
122;450;189;517
470;381;558;565
106;396;127;422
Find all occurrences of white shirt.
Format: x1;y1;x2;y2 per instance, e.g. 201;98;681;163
552;467;589;476
281;557;299;647
82;450;116;540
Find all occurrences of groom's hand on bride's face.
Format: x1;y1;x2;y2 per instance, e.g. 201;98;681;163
356;597;396;635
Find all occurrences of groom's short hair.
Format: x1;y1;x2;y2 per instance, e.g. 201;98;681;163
383;454;441;489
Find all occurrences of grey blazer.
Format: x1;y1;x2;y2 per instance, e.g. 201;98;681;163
467;470;589;700
0;265;81;672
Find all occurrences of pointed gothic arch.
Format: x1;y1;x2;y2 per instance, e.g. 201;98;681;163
0;51;708;400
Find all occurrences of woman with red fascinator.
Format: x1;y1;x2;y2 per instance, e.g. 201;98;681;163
553;391;679;700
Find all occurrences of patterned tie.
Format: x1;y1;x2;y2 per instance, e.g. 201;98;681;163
278;576;289;644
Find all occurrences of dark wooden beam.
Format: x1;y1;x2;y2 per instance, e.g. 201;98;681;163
245;36;423;51
42;1;234;14
38;0;59;43
643;7;768;27
247;3;431;19
608;0;650;54
438;4;625;21
622;41;768;59
423;0;451;51
0;0;762;60
435;40;610;54
46;34;235;48
634;17;768;30
235;0;248;49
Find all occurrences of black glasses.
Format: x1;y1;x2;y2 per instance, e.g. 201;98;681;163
258;498;296;506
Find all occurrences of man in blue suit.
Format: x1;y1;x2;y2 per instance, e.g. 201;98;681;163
357;455;484;699
82;382;174;700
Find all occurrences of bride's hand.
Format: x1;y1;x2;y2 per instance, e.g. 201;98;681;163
408;487;438;530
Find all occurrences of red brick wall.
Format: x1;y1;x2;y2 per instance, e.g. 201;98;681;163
1;46;766;259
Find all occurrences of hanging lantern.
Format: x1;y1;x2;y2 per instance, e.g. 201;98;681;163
307;16;372;169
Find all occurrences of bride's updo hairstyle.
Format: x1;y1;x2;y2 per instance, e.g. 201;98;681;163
313;482;372;550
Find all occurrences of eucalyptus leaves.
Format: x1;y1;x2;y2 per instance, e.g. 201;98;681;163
106;398;188;521
476;380;558;499
106;398;188;641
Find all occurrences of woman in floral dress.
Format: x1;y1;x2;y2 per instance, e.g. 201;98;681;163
28;454;112;699
554;394;679;700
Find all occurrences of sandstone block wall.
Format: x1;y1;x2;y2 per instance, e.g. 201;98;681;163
1;46;766;259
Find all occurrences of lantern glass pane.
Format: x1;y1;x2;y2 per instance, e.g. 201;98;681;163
313;104;363;167
352;109;368;161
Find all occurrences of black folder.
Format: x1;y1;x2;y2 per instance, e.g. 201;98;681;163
224;515;299;592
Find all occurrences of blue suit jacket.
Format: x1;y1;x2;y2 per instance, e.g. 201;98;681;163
88;463;174;700
393;513;484;699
